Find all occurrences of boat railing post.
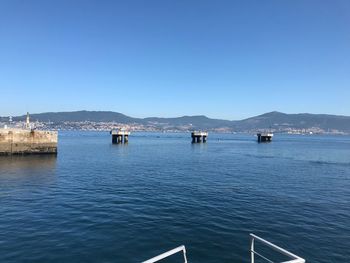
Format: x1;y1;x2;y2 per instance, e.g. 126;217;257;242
251;235;255;263
183;246;188;263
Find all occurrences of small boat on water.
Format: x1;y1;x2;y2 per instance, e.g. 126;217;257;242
142;233;305;263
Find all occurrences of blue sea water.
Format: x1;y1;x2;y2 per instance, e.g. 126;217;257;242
0;132;349;263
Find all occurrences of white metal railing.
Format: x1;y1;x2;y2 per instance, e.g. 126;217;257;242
250;234;305;263
141;234;305;263
142;245;187;263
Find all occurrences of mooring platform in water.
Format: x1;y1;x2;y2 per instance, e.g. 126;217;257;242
191;131;208;143
257;133;273;143
110;129;130;144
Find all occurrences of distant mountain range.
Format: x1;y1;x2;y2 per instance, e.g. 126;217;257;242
235;111;350;133
1;110;350;134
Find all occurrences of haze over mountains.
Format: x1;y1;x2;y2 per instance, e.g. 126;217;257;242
1;111;350;134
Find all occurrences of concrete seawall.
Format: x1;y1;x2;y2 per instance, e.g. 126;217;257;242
0;129;57;155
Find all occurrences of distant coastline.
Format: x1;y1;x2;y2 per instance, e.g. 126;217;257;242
1;111;350;135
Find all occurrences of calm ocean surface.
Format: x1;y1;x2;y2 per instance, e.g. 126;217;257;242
0;132;349;263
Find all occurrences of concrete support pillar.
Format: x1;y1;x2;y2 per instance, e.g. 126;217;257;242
112;135;130;144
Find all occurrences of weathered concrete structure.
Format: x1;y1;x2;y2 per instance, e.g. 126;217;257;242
257;133;273;143
191;131;208;143
110;129;130;144
0;129;58;155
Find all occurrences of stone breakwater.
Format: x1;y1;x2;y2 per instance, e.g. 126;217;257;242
0;129;57;155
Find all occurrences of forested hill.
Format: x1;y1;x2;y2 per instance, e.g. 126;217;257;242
1;110;350;133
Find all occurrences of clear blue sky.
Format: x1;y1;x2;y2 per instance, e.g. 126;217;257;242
0;0;349;119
